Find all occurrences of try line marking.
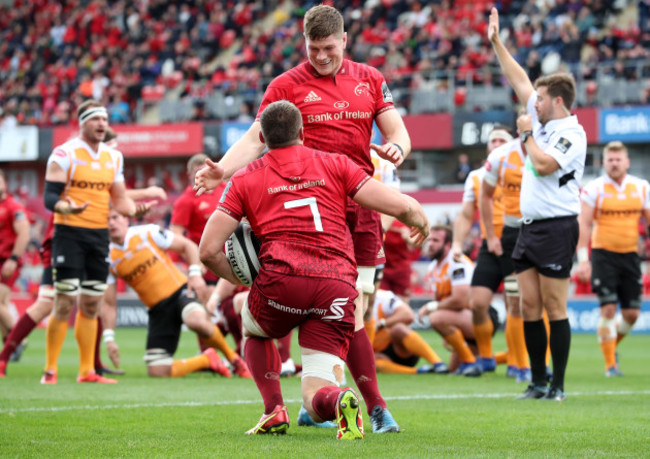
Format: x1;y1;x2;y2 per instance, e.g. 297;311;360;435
2;390;649;414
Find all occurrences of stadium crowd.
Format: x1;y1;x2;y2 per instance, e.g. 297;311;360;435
1;0;649;127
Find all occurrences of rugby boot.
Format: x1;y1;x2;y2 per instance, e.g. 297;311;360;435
335;388;364;440
370;405;400;433
246;405;289;435
204;348;231;377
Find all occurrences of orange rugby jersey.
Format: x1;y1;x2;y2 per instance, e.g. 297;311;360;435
48;137;125;229
463;168;504;238
581;174;650;253
484;140;525;226
108;225;187;308
425;250;474;303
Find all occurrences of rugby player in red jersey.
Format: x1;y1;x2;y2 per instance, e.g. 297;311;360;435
195;5;410;433
0;169;30;373
200;100;428;438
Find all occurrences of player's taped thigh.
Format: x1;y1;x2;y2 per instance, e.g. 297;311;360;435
240;296;268;337
504;275;519;296
356;266;376;294
54;278;80;296
80;280;108;296
38;285;55;301
301;351;345;386
181;300;206;322
144;348;174;367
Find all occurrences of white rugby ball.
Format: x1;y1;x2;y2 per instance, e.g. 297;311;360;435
225;222;261;286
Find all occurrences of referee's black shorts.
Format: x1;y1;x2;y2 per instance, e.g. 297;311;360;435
591;248;642;309
512;216;578;278
471;225;518;291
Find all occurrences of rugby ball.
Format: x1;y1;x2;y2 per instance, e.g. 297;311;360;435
225;222;261;286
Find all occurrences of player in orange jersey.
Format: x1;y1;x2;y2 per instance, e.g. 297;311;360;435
101;209;250;379
576;141;650;376
42;100;150;384
451;126;513;374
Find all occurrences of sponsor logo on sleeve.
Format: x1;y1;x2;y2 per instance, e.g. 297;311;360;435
554;137;572;154
452;268;466;280
381;82;393;103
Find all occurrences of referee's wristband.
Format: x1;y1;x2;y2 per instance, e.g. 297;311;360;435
103;329;115;343
392;143;404;157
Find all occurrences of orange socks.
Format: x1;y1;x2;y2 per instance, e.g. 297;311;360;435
508;315;529;369
375;358;417;374
364;319;376;347
444;329;475;363
599;339;617;369
473;320;494;359
201;326;237;362
74;311;98;378
45;317;68;373
171;354;210;377
402;331;443;364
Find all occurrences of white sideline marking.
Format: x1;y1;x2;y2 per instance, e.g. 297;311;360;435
2;390;649;414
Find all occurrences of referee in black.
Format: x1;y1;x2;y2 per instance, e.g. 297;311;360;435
488;8;587;401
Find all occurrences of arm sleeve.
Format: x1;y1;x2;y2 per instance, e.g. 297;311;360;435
450;260;473;287
146;224;175;249
217;177;245;221
483;150;501;187
112;150;125;183
339;155;372;198
462;172;477;203
370;67;396;116
47;147;71;174
545;130;586;169
580;181;598;207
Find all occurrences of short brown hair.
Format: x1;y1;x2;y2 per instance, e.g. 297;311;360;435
77;99;103;119
259;100;302;149
430;224;452;245
603;141;627;156
304;5;344;40
534;74;576;111
187;153;208;173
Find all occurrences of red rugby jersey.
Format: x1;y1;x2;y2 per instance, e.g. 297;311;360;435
218;145;370;287
171;184;226;245
0;194;27;258
257;59;395;175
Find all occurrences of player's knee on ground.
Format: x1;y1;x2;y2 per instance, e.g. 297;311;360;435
144;348;173;377
301;351;345;420
240;298;267;338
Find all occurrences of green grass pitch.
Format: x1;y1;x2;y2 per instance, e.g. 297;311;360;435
2;328;649;457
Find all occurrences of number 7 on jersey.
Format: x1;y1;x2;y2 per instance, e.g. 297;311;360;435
284;197;323;231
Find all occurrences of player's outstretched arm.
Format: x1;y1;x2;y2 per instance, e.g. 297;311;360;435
199;211;243;285
353;179;429;246
125;186;167;201
488;7;534;105
194;121;265;195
